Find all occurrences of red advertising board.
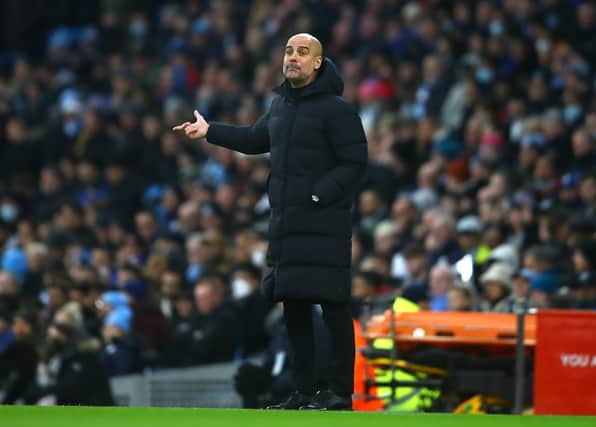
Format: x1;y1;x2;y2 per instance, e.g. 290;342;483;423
534;310;596;415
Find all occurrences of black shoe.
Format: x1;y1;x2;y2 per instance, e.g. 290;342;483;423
299;390;353;411
266;391;313;410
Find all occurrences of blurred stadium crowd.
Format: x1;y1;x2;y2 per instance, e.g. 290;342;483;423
1;0;596;406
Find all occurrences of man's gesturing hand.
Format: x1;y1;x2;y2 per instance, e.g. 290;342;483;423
172;110;209;139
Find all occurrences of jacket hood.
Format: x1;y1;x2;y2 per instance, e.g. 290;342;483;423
275;57;344;99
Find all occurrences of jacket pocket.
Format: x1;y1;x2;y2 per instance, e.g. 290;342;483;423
286;175;313;207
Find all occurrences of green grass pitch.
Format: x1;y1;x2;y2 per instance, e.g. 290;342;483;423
0;406;594;427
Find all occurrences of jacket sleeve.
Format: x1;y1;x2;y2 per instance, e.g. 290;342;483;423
206;111;270;155
313;102;368;205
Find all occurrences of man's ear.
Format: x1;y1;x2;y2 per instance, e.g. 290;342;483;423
314;56;323;70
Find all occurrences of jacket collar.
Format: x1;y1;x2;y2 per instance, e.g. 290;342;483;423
273;57;344;100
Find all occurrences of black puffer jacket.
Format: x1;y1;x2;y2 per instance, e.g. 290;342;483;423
207;59;367;303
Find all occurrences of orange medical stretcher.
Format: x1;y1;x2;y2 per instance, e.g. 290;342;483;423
364;311;536;356
353;311;536;411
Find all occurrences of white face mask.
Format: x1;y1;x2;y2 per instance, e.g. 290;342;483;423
251;249;266;267
232;278;252;299
0;204;19;222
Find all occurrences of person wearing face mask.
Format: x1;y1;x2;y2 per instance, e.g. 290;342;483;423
249;232;269;269
475;64;494;86
563;90;584;126
0;200;20;224
128;12;147;40
231;263;274;357
173;33;367;411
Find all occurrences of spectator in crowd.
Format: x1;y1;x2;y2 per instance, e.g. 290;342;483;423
456;215;491;265
157;269;185;320
479;262;513;312
0;271;21;315
350;270;389;321
426;212;463;267
502;268;535;313
373;220;399;260
186;275;241;365
447;286;473;312
391;196;420;247
21;242;47;305
528;270;560;309
0;309;39;404
99;305;139;377
231;262;273;357
72;281;104;338
522;245;561;308
399;242;429;289
24;319;113;406
428;264;455;312
573;271;596;310
164;289;195;366
0;307;14;351
572;239;596;278
453;215;489;287
400;283;430;310
358;189;388;238
234;320;293;409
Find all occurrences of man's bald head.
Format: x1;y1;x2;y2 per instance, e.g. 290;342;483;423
283;33;324;88
288;33;323;57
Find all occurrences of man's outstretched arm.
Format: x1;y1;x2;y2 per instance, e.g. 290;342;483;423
173;110;270;155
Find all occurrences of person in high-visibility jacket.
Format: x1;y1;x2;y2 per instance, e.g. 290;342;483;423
369;296;420;351
368;297;440;411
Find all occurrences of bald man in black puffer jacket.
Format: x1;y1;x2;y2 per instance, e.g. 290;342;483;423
174;33;368;410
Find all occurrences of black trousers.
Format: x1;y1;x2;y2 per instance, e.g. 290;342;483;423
283;300;355;398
